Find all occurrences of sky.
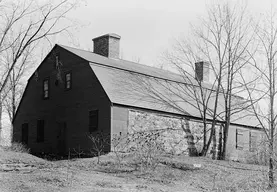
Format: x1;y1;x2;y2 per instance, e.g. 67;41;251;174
53;0;277;67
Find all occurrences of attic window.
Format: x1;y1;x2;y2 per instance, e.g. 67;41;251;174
65;72;72;90
43;78;49;99
54;54;60;69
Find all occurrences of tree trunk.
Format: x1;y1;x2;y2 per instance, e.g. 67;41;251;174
182;118;198;156
221;126;227;159
203;127;212;156
268;56;275;189
204;68;222;158
222;86;232;160
212;127;217;160
268;141;274;189
0;100;2;143
200;123;208;156
203;122;206;151
12;84;16;120
217;125;223;160
222;120;230;160
203;122;216;157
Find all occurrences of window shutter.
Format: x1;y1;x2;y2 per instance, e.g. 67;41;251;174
89;110;98;133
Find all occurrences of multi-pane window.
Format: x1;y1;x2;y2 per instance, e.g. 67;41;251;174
37;119;45;143
89;110;98;133
236;129;244;150
43;79;49;99
249;132;258;152
65;72;72;90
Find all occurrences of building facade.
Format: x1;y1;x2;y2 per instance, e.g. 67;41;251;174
13;33;262;160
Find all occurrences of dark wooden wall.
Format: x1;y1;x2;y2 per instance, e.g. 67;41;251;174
13;46;111;155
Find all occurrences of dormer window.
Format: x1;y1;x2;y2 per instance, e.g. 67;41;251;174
65;72;72;90
43;78;49;99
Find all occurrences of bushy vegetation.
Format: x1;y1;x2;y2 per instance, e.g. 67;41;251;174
127;131;166;171
88;132;109;163
5;142;30;153
110;131;166;171
243;138;277;167
88;131;167;171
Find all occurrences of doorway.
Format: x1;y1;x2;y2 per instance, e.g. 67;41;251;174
57;122;67;155
22;123;28;145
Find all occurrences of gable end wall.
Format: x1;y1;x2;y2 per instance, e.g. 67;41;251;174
13;46;111;155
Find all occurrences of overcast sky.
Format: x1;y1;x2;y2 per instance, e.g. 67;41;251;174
52;0;277;67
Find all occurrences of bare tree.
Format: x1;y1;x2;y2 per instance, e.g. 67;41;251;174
240;10;277;189
157;2;254;159
118;2;254;159
88;132;109;164
0;0;78;138
206;2;255;160
3;45;34;123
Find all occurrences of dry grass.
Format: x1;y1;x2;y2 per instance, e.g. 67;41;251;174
0;148;275;192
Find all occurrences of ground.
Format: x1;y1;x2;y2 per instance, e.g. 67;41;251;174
0;146;274;192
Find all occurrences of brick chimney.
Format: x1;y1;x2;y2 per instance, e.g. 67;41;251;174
195;61;209;82
92;33;121;59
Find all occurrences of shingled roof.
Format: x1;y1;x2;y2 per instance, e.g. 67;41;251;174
59;45;213;89
59;44;260;128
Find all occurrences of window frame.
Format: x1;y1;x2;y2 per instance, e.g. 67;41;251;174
236;129;244;150
64;71;72;90
89;110;99;133
37;119;45;143
43;78;50;99
249;131;258;152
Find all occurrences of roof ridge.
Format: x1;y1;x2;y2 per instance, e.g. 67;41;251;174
58;44;183;77
57;44;93;53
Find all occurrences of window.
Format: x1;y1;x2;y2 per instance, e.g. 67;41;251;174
43;79;49;99
89;110;98;133
54;53;60;69
22;123;28;145
236;129;244;150
37;119;45;143
249;132;258;152
65;72;72;90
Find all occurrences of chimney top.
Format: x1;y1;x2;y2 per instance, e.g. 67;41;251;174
92;33;121;41
92;33;121;59
195;61;210;82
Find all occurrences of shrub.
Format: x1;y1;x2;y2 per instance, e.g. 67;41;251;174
244;138;271;165
71;145;85;159
88;132;109;164
111;133;128;166
127;130;165;171
8;142;30;153
110;131;166;171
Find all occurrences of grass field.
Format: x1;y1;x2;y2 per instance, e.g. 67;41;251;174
0;146;274;192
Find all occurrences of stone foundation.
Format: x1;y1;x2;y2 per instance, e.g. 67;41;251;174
128;110;219;155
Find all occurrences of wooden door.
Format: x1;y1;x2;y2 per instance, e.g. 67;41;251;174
22;123;28;145
57;122;67;155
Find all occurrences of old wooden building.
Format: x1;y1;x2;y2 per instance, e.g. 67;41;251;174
13;33;262;160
